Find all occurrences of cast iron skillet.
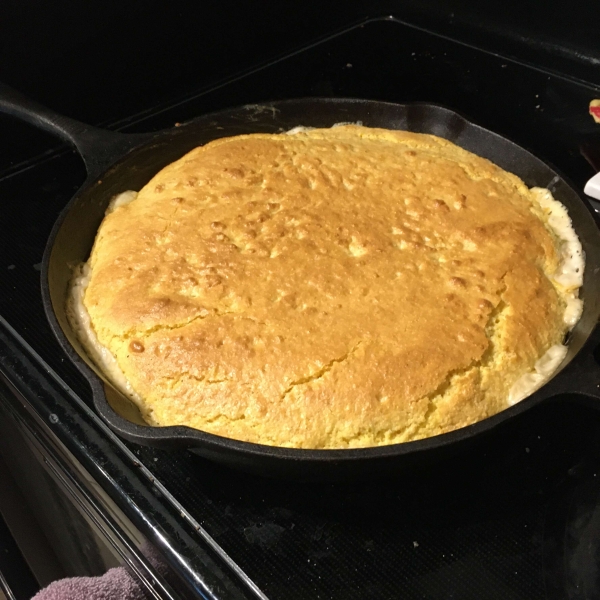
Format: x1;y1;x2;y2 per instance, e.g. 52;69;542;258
2;83;600;480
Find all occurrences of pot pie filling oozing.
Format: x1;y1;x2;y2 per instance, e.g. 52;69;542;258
69;125;584;449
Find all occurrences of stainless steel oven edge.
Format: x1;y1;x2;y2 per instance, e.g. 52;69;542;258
0;317;265;600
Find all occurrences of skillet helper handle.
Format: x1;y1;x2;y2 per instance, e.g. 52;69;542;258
0;82;150;178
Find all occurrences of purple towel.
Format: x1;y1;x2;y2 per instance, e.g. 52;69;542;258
31;567;146;600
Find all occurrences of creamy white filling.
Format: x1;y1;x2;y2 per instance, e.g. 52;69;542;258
69;264;142;404
531;187;584;292
508;187;584;403
564;296;584;328
508;344;568;405
286;122;363;135
108;190;138;212
286;126;315;135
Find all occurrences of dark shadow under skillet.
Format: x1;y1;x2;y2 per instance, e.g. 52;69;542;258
1;84;599;480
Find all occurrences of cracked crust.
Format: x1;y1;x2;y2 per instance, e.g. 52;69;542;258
81;125;570;448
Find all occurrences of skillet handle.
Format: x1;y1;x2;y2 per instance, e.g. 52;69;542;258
0;82;153;178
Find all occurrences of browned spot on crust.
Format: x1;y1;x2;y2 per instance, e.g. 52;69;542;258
449;277;467;288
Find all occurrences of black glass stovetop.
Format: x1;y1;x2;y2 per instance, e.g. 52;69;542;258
2;17;600;600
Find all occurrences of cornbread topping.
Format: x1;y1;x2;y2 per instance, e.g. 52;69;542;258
69;125;584;448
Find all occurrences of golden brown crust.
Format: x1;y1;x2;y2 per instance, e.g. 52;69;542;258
83;125;567;448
